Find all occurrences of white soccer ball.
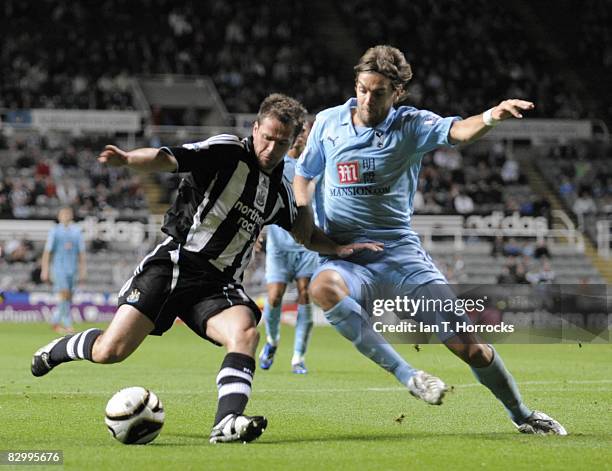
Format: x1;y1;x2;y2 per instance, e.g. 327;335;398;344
104;386;165;445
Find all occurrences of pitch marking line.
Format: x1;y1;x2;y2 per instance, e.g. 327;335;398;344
6;379;612;396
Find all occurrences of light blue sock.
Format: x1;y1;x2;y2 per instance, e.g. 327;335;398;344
51;303;62;325
293;303;313;359
263;300;282;346
60;300;72;328
471;346;532;423
324;296;415;385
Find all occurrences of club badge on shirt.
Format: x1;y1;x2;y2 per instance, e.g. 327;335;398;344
254;173;270;212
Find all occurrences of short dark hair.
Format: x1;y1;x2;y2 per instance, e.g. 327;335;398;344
354;45;413;101
256;93;307;138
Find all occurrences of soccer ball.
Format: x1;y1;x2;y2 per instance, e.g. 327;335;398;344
104;386;165;445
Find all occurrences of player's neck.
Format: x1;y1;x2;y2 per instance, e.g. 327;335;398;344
351;108;381;129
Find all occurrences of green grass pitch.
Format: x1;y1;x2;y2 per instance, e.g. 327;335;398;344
1;322;611;470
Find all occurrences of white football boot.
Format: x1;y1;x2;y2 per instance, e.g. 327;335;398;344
514;411;567;435
209;414;268;444
407;370;448;405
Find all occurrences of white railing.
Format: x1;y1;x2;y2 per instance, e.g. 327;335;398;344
0;211;586;253
412;210;583;252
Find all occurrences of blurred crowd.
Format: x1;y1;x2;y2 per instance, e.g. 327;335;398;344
0;0;343;118
541;142;612;218
1;0;610;123
0;134;147;219
339;0;610;122
414;142;551;218
491;237;557;285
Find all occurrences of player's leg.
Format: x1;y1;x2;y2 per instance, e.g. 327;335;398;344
259;249;290;369
205;305;267;443
414;281;566;433
31;304;153;376
291;276;313;374
59;288;75;333
290;250;318;374
259;282;286;369
32;241;175;377
62;273;77;332
50;272;71;333
444;335;566;434
309;264;419;391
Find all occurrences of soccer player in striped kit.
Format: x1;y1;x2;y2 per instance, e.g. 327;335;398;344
31;94;382;444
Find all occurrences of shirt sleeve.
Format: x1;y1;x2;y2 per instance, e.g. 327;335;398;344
161;134;242;173
406;110;462;155
269;176;298;231
296;116;325;179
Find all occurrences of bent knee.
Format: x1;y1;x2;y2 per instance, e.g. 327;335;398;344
449;343;492;367
228;325;260;349
296;290;310;305
309;271;349;310
268;294;283;307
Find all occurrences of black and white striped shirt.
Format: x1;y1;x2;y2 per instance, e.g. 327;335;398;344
160;134;297;282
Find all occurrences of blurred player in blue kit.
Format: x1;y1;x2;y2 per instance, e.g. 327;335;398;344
41;207;86;333
293;45;566;435
258;121;325;374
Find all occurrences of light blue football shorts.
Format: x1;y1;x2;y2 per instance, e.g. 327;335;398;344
312;235;467;341
52;271;76;293
265;248;319;284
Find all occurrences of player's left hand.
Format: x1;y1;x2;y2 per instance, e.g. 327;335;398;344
336;241;384;258
492;99;535;121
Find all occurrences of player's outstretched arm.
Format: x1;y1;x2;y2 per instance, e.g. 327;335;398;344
97;145;178;173
449;99;535;145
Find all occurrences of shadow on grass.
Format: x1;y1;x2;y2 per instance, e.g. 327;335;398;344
160;430;609;446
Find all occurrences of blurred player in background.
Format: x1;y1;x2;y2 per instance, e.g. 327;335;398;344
258;120;324;374
31;94;382;444
41;207;86;333
293;45;566;435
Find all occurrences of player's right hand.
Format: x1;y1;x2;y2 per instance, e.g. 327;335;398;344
98;145;129;167
255;234;265;253
336;241;384;258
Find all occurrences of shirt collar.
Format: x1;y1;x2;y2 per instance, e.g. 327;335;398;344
341;98;397;135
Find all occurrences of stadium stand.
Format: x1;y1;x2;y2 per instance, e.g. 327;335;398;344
2;0;610;123
0;133;148;220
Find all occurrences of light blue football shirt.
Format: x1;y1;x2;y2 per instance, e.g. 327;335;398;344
45;224;84;275
267;155;324;252
296;98;460;243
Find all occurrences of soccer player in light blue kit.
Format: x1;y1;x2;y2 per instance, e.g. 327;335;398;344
293;45;566;435
259;121;325;374
41;207;86;333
